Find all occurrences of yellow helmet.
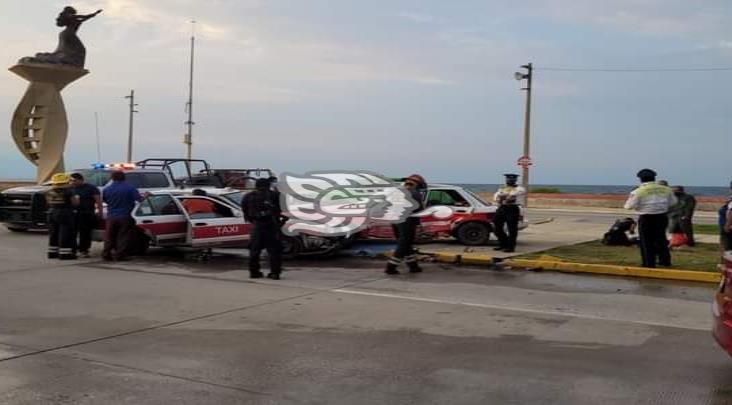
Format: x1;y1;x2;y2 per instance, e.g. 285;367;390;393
50;173;71;186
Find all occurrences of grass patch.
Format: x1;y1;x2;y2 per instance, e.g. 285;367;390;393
530;187;562;194
694;224;721;235
518;240;721;272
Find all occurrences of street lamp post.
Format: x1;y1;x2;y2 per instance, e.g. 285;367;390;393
514;63;533;205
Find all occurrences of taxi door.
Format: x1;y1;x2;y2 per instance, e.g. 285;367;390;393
176;196;250;247
133;194;188;245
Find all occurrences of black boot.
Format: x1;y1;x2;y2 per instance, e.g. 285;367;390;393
385;263;399;275
407;262;422;273
267;272;280;280
250;271;264;279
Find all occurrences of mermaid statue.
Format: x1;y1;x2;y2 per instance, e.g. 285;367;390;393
20;6;102;68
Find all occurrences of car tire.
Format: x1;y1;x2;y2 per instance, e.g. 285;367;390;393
281;235;303;259
6;226;28;232
456;222;490;245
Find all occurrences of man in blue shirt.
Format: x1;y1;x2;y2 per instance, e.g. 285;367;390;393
102;171;145;261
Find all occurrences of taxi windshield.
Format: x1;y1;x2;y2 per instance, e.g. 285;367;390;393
464;189;492;206
72;170;112;187
221;191;244;206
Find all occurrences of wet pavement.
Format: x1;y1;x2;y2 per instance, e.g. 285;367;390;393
0;227;730;404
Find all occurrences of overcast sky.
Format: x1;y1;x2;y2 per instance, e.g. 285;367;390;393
1;0;730;185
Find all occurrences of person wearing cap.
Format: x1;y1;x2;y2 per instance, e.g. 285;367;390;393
242;178;284;279
492;173;526;253
386;174;427;275
70;172;103;258
45;173;80;260
624;169;677;268
720;181;732;251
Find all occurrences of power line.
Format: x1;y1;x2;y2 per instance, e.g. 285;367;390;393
537;66;732;72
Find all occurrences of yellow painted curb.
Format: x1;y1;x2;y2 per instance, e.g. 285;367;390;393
504;259;721;284
431;252;460;264
461;254;496;265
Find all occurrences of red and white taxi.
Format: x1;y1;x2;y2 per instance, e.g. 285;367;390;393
134;190;250;249
358;184;527;245
713;251;732;356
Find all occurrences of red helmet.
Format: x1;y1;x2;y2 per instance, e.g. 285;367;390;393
404;174;426;188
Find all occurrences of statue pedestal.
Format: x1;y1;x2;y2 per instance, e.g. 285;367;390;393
9;63;88;183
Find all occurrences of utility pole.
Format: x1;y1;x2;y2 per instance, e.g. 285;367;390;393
514;63;533;205
94;112;101;162
124;90;138;163
184;20;196;160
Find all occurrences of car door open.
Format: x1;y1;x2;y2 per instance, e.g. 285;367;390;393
133;194;188;245
177;196;250;247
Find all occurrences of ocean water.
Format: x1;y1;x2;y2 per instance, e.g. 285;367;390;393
459;184;729;197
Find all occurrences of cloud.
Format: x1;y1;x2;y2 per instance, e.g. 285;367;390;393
535;0;730;38
394;12;436;24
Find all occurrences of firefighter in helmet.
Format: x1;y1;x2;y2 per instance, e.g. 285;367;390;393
45;173;80;259
386;174;427;275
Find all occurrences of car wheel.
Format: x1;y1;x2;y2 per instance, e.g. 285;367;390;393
6;226;28;232
281;236;303;259
456;222;490;245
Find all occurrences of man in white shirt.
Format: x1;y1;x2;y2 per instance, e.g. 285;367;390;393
493;173;526;253
624;169;677;268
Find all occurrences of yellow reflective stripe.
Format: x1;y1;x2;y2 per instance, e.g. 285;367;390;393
635;184;671;198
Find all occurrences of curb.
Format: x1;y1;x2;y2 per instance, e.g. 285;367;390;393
503;258;720;284
383;250;719;284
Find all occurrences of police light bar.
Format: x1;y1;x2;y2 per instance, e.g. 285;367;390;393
91;162;105;169
105;163;136;170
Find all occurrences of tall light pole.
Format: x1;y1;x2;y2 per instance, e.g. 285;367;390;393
514;63;533;204
124;90;138;163
183;20;196;160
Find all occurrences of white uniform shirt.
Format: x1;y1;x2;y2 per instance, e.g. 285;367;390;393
494;185;527;206
624;182;677;215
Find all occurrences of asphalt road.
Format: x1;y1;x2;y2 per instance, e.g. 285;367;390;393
0;227;730;404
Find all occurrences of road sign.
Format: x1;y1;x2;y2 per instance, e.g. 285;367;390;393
517;156;533;168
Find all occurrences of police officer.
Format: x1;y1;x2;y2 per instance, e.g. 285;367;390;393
492;174;526;253
70;173;103;258
386;174;427;275
624;169;677;268
45;173;80;260
242;178;283;279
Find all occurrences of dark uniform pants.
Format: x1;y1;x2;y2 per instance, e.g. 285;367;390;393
638;213;671;268
721;231;732;252
493;205;520;250
48;209;76;259
679;217;695;246
249;222;282;275
389;218;419;268
103;217;136;260
76;211;97;253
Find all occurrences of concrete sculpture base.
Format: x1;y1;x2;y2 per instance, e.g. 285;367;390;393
9;63;88;183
